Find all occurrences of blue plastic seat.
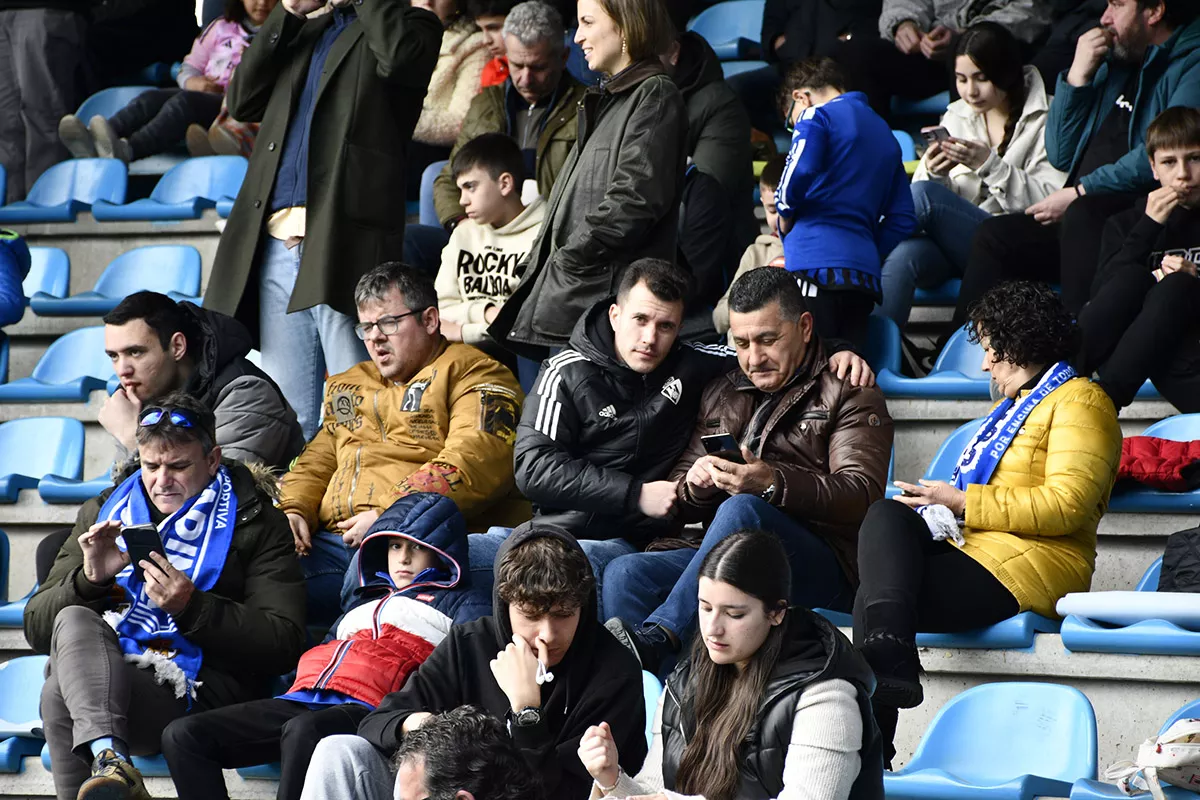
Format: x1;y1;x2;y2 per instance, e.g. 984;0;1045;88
76;86;156;122
24;248;69;305
0;527;35;627
0;165;6;208
238;762;283;780
215;197;235;217
913;278;962;306
886;682;1097;800
92;156;248;221
877;325;993;399
0;418;84;502
1070;700;1200;800
0;159;128;224
865;314;902;376
30;245;201;316
0;326;115;402
0;655;51;773
722;60;768;78
1109;414;1200;513
893;130;917;161
643;670;662;749
687;0;764;59
39;470;114;504
419;159;448;228
891;91;952;118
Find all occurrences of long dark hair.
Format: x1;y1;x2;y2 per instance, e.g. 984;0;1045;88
955;22;1026;157
675;530;791;800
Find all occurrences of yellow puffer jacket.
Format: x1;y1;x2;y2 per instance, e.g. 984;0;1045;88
960;377;1121;618
280;341;530;532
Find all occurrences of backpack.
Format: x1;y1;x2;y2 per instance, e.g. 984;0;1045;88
1159;527;1200;593
1106;718;1200;800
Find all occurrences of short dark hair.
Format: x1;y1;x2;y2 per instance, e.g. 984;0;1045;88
451;133;527;185
728;267;808;322
466;0;517;18
1139;0;1200;32
135;390;216;455
496;534;594;616
966;281;1079;367
616;258;691;305
760;154;788;192
354;262;439;312
1146;106;1200;158
395;706;545;800
780;57;848;109
103;291;197;352
223;0;247;24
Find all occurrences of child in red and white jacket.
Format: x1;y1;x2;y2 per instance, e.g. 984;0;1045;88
57;0;277;163
160;493;490;800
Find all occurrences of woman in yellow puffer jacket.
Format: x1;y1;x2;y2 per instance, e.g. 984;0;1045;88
853;281;1121;766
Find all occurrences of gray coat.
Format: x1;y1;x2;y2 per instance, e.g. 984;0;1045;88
877;0;1051;43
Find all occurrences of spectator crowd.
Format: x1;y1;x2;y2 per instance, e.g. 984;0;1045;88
5;0;1200;796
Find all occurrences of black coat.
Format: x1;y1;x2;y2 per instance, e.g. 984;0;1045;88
762;0;882;64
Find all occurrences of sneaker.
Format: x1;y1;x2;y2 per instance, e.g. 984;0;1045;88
88;116;133;163
185;124;215;157
58;114;96;158
76;748;150;800
208;124;244;156
605;618;676;674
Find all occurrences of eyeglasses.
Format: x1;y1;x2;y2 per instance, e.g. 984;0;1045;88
139;407;199;429
353;310;423;340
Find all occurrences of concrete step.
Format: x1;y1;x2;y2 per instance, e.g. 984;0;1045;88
0;761;279;799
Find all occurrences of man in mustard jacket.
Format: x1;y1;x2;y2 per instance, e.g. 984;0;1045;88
280;263;528;627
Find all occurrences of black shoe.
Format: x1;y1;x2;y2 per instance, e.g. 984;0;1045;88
77;748;149;800
605;618;677;673
872;674;925;709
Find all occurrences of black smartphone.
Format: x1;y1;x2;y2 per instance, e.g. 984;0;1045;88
701;433;746;464
123;525;166;582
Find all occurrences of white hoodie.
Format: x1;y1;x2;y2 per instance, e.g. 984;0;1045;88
435;196;546;344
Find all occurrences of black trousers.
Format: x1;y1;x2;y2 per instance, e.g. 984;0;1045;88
160;698;370;800
108;87;223;160
832;35;954;120
1077;269;1200;411
806;286;876;353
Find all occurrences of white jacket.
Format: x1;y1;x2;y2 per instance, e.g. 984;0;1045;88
913;66;1066;215
413;18;489;146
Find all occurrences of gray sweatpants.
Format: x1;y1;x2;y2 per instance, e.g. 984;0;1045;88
0;8;86;202
299;735;395;800
40;605;188;800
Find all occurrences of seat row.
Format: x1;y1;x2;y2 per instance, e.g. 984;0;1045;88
19;245;201;317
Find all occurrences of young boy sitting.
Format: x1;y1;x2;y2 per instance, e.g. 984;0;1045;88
160;493;490;800
436;132;545;347
1077;106;1200;413
713;153;788;343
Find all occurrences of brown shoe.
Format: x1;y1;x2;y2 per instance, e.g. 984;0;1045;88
207;124;243;156
76;748;150;800
185;124;216;157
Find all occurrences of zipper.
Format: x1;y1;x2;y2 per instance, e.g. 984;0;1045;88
313;639;352;689
347;445;363;507
373;388;386;443
664;682;687;745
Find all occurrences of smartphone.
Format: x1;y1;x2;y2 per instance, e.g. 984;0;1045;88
701;433;746;465
122;525;166;582
920;126;951;144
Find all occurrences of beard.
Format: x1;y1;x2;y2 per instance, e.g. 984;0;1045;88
1111;23;1148;63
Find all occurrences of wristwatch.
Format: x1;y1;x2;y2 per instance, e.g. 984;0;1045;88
508;706;542;728
760;482;777;504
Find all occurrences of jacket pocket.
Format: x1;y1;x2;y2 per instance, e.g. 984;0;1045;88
531;257;619;339
342;142;405;229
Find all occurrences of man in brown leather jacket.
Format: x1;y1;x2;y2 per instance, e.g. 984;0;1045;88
606;267;893;671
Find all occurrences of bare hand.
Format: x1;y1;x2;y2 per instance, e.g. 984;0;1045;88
829;350;876;388
920;25;955;60
637;480;678;519
894;21;923;55
1068;27;1113;88
80;520;129;584
483;304;500;324
440;319;464;342
923;142;955;177
490;634;544;713
706;447;775;496
942;138;992;170
1145;185;1182;225
282;0;325;16
772;34;787;54
402;711;433;735
286;513;311;556
336;510;380;547
183;75;222;93
893;479;966;515
578;722;620;791
98;388;141;453
1159;254;1199;278
141;551;196;616
1025;187;1078;225
685;456;718;492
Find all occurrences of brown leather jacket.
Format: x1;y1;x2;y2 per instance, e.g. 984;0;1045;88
668;342;894;584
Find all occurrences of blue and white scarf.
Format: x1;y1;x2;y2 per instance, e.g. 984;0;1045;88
919;361;1077;542
98;466;238;700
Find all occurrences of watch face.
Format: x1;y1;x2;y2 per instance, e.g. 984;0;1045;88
516;707;541;726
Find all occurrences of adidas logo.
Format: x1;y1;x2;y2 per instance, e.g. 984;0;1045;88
599;405;616;419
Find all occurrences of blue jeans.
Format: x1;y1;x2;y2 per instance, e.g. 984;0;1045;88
880;180;992;328
607;495;854;641
467;528;638;619
257;236;368;440
300;530;352;630
402;223;449;278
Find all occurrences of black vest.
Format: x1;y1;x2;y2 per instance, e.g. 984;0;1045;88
660;610;884;800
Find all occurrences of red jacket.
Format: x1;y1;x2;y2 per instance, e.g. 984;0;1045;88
1119;436;1200;491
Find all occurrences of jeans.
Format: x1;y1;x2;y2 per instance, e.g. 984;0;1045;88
402;223;449;278
880;181;992;328
300;530;352;631
109;88;223;160
299;735;394;800
609;495;855;643
258;236;367;440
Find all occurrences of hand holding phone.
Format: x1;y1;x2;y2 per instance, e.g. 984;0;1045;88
122;525;166;582
920;126;951;145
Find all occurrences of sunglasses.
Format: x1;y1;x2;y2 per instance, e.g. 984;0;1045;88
139;407;199;428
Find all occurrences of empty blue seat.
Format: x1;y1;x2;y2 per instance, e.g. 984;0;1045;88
238;762;283;780
76;86;156;122
687;0;764;60
0;418;84;502
92;156;248;221
643;670;662;748
865;314;902;375
886;682;1097;800
0;526;35;627
215;197;235;217
39;470;114;505
913;278;962;306
30;245;201;316
419;160;448;228
877;325;992;398
0;326;114;402
0;165;6;207
893;129;917;161
24;248;69;305
1109;414;1200;513
1070;699;1200;800
0;159;128;224
0;655;51;773
891;91;952;118
722;60;768;78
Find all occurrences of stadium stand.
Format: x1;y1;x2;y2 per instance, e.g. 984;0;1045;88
29;245;201;316
0;161;128;225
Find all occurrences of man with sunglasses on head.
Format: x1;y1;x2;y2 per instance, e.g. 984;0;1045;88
25;391;306;800
278;262;528;630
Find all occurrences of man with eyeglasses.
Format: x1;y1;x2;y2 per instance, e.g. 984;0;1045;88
278;262;528;630
25;391;306;800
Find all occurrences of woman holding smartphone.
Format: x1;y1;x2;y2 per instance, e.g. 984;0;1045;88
880;22;1067;331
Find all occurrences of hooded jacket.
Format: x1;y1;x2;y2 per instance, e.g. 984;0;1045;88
1046;16;1200;195
177;18;258;90
412;16;489;147
763;0;882;65
878;0;1051;44
513;300;734;548
357;522;649;797
285;494;490;708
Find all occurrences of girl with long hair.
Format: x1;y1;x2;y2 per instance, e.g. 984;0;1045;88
880;21;1067;332
579;529;884;800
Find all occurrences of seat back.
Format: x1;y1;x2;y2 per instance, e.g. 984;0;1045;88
0;418;84;481
865;314;902;374
93;245;202;299
149;156;248;204
0;163;6;206
906;682;1097;783
76;87;156;122
25;159;127;208
642;671;662;748
1141;414;1200;442
0;655;50;737
924;418;985;482
25;248;70;299
1137;558;1163;592
30;327;115;386
932;326;986;378
687;0;765;46
419;160;448;228
1162;699;1200;734
893;129;917;161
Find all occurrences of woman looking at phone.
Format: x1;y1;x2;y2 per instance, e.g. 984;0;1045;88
880;22;1067;331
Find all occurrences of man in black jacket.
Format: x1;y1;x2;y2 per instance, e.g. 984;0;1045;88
299;522;648;800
